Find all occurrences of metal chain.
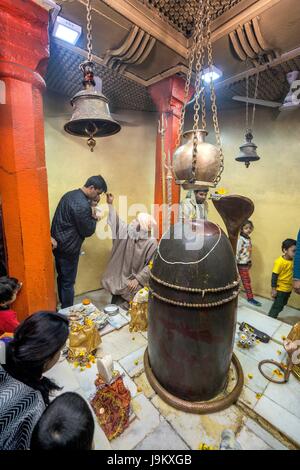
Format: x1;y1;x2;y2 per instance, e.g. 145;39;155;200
206;0;224;185
191;0;206;181
176;3;203;149
251;65;260;131
86;0;93;62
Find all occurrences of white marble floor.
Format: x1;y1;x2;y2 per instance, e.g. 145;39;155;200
47;292;300;450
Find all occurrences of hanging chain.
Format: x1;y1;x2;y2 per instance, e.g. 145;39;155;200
245;59;260;133
86;0;93;62
251;64;260;131
191;0;207;181
206;0;224;185
176;3;203;149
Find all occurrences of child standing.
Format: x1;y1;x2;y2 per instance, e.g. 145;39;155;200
0;276;21;336
268;239;296;318
236;220;262;307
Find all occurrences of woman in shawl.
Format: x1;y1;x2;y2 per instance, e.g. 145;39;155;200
0;311;69;450
101;194;157;309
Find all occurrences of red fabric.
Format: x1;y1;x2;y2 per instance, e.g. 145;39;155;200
0;309;19;336
238;265;254;300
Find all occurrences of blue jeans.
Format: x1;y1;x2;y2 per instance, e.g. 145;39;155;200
54;254;80;309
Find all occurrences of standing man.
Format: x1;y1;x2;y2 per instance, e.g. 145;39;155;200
179;188;209;221
51;175;107;308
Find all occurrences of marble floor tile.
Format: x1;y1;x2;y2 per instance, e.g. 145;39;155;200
44;359;81;396
151;395;244;450
98;325;147;361
119;346;147;378
134;372;156;399
254;395;300;446
234;349;272;395
264;373;300;420
236;425;273;450
234;334;286;364
237;305;281;338
111;394;161;450
134;420;189;450
272;322;293;344
238;386;260;410
243;418;288;450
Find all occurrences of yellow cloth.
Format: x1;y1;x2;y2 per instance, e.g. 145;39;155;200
272;256;293;292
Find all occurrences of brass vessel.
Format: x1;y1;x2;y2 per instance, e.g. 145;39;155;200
173;129;221;189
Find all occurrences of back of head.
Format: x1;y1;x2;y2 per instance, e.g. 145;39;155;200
0;276;21;293
84;175;107;193
0;282;14;305
31;392;94;450
282;238;297;251
4;311;69;403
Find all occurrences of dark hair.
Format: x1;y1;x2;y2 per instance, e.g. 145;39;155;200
84;175;107;192
3;311;69;404
0;276;21;292
30;392;94;450
0;282;14;304
282;239;297;251
241;220;254;232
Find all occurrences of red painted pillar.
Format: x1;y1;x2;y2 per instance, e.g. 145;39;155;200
149;76;193;238
0;0;56;319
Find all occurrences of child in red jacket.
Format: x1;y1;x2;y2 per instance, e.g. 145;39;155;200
0;276;21;336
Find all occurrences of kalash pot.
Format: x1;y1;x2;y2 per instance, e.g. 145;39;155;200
146;219;240;402
173;129;221;189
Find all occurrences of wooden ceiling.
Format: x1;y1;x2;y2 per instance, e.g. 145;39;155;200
46;0;300;111
138;0;244;37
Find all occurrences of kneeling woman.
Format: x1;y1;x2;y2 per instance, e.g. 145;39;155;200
0;311;69;450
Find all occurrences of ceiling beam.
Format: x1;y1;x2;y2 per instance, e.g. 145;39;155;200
99;0;189;58
215;46;300;89
100;0;281;59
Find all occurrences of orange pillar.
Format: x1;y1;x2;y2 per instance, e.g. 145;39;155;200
0;0;56;319
149;76;193;238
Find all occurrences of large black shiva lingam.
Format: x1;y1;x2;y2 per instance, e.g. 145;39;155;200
144;195;254;413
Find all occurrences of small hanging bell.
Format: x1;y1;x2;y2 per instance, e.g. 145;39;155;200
64;61;121;151
235;130;260;168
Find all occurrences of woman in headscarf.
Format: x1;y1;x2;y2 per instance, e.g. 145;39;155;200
0;311;69;450
101;194;157;309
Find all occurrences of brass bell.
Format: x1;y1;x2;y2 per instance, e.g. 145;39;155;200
235;131;260;168
173;129;221;189
64;62;121;151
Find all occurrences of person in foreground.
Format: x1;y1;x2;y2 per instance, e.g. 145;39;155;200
102;193;157;309
0;276;22;336
0;311;69;450
31;392;94;450
51;175;107;308
268;238;296;318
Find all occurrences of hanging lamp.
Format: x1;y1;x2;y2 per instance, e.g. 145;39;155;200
173;0;224;190
235;66;260;167
64;0;121;151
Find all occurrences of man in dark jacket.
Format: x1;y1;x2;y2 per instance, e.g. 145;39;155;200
51;175;107;308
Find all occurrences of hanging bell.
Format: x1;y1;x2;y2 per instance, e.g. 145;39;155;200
235;130;260;168
64;61;121;151
173;129;221;189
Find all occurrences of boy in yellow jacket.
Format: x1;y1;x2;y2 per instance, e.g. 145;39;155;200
268;239;297;318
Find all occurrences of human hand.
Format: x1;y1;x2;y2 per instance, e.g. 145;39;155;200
271;288;277;299
106;193;114;205
127;279;139;292
51;237;57;250
293;279;300;295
